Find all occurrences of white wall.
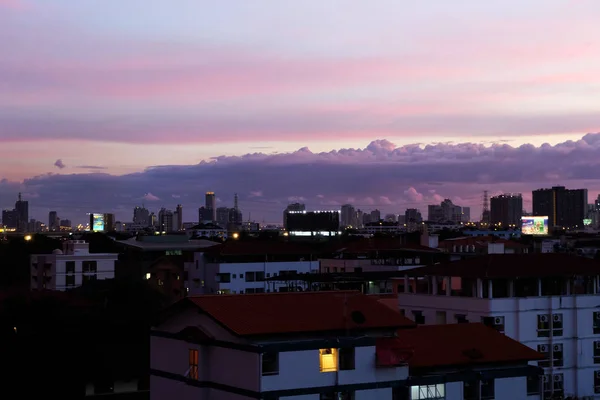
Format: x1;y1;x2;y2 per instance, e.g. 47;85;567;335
261;346;407;392
398;292;600;398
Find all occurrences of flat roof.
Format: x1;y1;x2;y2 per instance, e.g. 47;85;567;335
117;237;219;251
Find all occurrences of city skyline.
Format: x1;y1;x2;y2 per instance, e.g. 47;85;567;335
2;0;600;223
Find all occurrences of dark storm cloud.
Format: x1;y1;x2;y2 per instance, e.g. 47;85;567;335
2;134;600;224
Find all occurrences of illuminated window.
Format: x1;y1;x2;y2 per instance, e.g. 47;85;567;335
411;384;445;399
188;349;198;380
319;348;338;372
145;273;151;280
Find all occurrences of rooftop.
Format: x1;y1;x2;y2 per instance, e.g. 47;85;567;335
186;291;414;336
334;238;440;254
117;236;219;251
203;240;317;256
439;236;526;249
392;323;543;369
405;253;600;279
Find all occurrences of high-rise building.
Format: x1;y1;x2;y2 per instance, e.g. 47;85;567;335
428;199;462;223
1;209;17;229
405;208;423;224
532;186;588;229
340;204;357;228
370;209;381;222
49;211;59;231
205;192;216;222
14;192;28;232
133;206;150;226
158;208;174;232
103;213;115;231
490;194;523;227
174;204;183;231
283;203;305;229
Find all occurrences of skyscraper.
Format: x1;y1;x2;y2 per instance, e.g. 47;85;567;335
175;204;183;231
158;208;174;232
490;194;523;227
133;206;150;226
205;192;216;222
49;211;59;231
14;192;28;232
532;186;588;229
340;204;357;228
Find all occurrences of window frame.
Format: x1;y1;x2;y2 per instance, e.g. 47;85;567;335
188;349;199;380
319;348;338;373
339;347;355;371
261;352;279;376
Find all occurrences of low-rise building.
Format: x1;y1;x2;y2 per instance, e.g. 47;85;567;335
396;253;600;399
184;241;320;295
30;240;118;291
150;291;543;400
437;236;528;261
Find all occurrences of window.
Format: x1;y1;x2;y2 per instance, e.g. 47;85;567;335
65;261;75;274
455;314;468;323
246;288;256;294
188;349;198;380
552;344;563;367
65;275;75;287
553;374;564;398
595;371;600;394
481;316;505;333
339;348;355;370
594;341;600;364
246;272;256;282
552;314;563;336
411;384;445;399
593;312;600;334
537;314;550;337
480;379;494;400
537;344;550;368
392;387;410;400
412;310;425;324
319;348;337;372
527;375;541;395
262;352;279;376
82;274;97;283
216;273;231;283
82;261;97;273
320;392;354;400
256;271;265;281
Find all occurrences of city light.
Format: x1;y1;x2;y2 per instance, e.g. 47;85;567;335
232;232;240;239
24;235;32;241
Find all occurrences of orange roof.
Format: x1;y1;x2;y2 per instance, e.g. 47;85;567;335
393;323;543;368
187;291;414;336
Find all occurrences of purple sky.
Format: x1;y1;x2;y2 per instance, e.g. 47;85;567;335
1;0;600;224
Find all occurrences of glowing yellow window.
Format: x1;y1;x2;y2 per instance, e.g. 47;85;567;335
319;348;338;372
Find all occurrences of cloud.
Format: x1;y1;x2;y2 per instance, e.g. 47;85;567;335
54;159;66;169
1;134;600;224
0;0;26;9
142;193;160;201
249;191;263;198
76;165;107;170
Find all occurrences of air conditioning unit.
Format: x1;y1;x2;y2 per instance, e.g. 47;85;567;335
595;313;600;320
554;344;562;352
539;345;549;352
494;317;504;324
596;371;600;379
554;375;563;382
543;375;550;383
553;314;562;322
595;342;600;350
540;315;549;322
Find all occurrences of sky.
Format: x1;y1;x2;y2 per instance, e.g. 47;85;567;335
1;0;600;224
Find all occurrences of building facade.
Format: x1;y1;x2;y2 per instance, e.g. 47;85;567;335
30;240;118;291
533;186;588;230
490;194;523;228
396;253;600;399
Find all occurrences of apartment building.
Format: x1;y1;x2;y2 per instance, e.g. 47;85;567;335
184;241;320;295
150;291;543;400
396;253;600;399
30;240;118;291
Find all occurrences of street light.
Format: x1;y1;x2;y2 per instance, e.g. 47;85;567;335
24;235;32;241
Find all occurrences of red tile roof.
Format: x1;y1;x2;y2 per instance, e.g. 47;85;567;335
390;323;543;368
204;240;316;256
187;291;415;336
405;253;600;279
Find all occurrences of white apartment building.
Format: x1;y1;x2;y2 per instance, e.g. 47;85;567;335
184;241;320;295
30;240;118;291
151;291;543;400
397;253;600;399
